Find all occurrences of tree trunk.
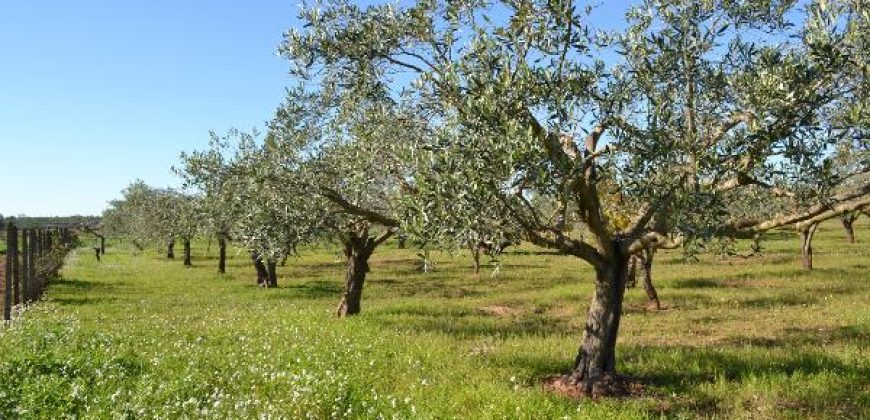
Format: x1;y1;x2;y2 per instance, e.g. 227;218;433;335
640;247;660;310
471;243;481;274
841;214;855;244
799;223;819;270
99;236;106;255
266;260;278;288
183;239;192;266
337;238;374;317
625;256;637;288
167;239;175;259
566;252;630;395
218;234;227;274
251;252;268;286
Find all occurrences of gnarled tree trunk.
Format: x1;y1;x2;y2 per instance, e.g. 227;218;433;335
471;242;482;274
218;233;227;274
640;246;660;310
841;213;856;244
799;223;819;270
337;235;375;316
251;252;268;286
167;239;175;259
566;250;630;395
183;239;192;266
265;260;278;288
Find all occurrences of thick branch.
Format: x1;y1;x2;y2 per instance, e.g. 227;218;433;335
372;227;398;246
627;231;683;255
320;187;400;227
722;185;870;236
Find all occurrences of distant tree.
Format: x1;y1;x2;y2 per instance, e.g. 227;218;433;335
183;129;324;287
103;181;203;264
178;131;247;274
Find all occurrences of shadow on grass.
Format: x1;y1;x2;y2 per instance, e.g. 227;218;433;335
51;278;116;292
371;304;576;338
502;341;867;417
50;296;118;306
673;278;725;289
739;293;818;308
277;280;343;299
720;325;867;348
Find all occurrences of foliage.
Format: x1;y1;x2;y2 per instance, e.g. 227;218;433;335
101;181;202;250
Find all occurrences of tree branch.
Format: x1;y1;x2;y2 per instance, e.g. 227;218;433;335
320;187;401;227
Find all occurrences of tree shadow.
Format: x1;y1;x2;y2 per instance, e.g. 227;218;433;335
672;278;725;289
500;340;867;417
274;280;343;299
371;304;577;338
49;296;118;306
51;278;116;291
738;293;818;308
718;325;867;348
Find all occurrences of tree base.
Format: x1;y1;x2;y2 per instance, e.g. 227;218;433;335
543;374;644;399
645;301;665;311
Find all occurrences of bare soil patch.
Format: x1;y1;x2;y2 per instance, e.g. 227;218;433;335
542;374;646;399
478;304;521;317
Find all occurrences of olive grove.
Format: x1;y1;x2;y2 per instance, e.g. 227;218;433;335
280;0;868;394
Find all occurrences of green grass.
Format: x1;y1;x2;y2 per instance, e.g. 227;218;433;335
0;219;868;418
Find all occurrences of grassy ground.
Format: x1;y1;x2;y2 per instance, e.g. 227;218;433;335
0;220;867;419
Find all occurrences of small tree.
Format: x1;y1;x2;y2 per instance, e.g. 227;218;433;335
178;131;248;273
270;93;421;315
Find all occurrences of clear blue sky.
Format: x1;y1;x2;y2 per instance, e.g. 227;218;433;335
0;0;300;216
0;1;629;217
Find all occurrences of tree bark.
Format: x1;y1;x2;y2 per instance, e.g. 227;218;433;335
566;250;630;395
799;223;819;270
266;260;278;288
183;239;192;266
640;247;660;310
471;242;481;274
251;252;268;286
841;214;856;244
167;239;175;259
337;235;375;317
218;233;227;274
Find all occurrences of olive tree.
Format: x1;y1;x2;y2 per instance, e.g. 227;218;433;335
103;181;196;259
177;131;250;274
184;129;324;287
269;92;423;315
283;0;864;394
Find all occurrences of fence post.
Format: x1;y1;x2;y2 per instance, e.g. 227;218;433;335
11;224;20;306
34;229;43;297
21;229;29;305
29;229;37;301
4;222;13;321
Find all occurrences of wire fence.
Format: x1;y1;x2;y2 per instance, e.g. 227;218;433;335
2;221;77;321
